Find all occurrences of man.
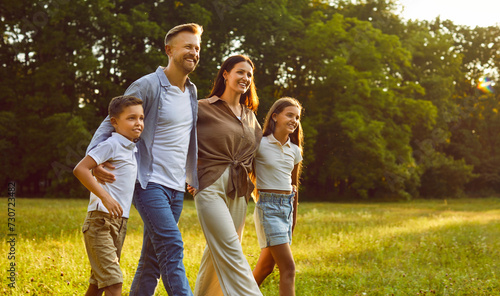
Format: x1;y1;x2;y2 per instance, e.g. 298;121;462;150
87;23;203;296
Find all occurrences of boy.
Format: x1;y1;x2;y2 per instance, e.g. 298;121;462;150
73;95;144;296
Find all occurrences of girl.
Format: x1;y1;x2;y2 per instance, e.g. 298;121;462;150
252;97;303;296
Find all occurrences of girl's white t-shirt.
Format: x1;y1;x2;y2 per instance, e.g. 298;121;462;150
255;134;302;191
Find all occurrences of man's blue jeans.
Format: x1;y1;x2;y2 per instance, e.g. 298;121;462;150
129;183;193;296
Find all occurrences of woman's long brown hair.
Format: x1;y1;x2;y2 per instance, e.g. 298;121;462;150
208;55;259;112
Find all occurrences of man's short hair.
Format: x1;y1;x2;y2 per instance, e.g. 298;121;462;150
108;95;143;118
164;23;203;46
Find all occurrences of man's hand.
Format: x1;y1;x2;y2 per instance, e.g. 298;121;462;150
92;162;116;184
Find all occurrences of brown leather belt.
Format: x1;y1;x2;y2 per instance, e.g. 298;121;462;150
258;189;292;195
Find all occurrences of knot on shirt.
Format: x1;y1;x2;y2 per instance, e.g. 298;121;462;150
227;160;253;200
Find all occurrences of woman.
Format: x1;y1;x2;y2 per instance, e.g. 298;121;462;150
252;97;304;295
193;55;263;296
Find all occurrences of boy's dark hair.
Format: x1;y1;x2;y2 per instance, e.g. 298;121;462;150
108;95;143;118
164;23;203;46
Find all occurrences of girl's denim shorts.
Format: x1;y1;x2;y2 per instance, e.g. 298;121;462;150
254;191;295;249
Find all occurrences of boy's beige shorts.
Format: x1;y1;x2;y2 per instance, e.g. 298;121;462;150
82;210;128;289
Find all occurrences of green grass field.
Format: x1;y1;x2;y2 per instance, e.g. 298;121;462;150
1;197;500;295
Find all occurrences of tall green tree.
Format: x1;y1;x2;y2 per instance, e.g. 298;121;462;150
396;19;476;198
444;24;500;195
300;14;440;199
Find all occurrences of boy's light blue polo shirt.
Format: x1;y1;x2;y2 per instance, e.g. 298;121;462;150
87;132;137;218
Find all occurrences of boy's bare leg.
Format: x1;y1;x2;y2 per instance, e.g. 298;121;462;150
84;283;121;296
104;283;122;296
85;283;104;296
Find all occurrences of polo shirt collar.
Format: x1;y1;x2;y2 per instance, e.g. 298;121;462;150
155;66;193;88
111;132;136;149
267;133;291;147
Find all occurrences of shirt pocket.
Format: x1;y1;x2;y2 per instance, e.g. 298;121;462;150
82;215;108;233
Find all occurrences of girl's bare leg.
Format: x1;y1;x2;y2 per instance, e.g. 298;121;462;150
253;243;295;295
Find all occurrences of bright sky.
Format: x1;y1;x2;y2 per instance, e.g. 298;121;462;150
397;0;500;27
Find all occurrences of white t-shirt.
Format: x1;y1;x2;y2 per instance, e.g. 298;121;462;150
87;132;137;218
149;85;193;191
255;134;303;191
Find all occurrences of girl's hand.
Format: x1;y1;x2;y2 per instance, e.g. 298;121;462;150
292;187;298;234
292;204;297;234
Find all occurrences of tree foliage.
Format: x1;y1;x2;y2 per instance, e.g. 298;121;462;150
1;0;498;200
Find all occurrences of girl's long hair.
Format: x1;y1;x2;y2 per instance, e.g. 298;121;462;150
208;55;259;112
